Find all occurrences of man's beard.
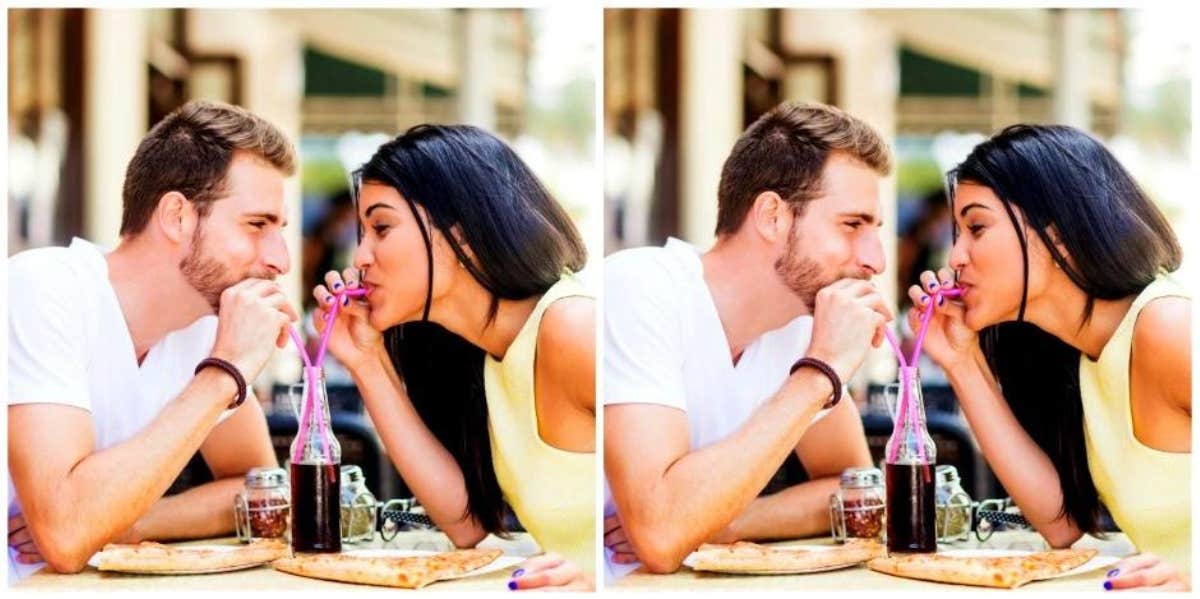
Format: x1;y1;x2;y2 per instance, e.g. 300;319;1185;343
773;223;863;312
180;226;271;311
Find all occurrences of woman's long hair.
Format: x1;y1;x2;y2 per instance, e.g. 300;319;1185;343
947;124;1181;534
355;124;587;534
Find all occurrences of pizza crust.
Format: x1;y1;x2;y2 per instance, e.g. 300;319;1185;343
867;548;1098;588
272;548;503;588
94;539;288;573
690;539;886;574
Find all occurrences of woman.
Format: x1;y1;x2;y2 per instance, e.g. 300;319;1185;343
909;124;1189;591
313;125;595;591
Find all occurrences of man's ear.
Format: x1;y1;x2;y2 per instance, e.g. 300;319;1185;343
155;191;197;245
749;191;791;244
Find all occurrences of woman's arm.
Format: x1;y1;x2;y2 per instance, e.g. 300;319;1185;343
945;345;1085;547
351;349;489;547
532;297;596;453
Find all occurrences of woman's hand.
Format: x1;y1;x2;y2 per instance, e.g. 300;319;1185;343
8;514;43;564
906;268;978;373
507;553;593;591
1104;553;1190;591
312;268;383;373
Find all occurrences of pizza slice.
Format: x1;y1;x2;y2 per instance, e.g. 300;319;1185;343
690;539;885;573
867;548;1098;588
94;539;288;573
272;548;502;588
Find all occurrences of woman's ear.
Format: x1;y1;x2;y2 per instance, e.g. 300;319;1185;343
448;224;476;269
749;191;791;244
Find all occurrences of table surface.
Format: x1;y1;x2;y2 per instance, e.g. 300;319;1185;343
611;531;1136;591
16;531;542;591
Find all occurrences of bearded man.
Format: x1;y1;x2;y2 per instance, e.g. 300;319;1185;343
603;102;896;577
8;101;299;580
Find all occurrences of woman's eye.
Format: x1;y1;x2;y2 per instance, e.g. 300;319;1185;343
372;224;390;236
968;224;985;236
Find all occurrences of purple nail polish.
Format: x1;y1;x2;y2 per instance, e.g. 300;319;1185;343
1103;580;1112;591
326;295;335;303
512;568;525;578
342;296;349;306
929;281;938;290
1106;568;1120;578
938;296;945;306
333;282;342;290
507;580;518;591
921;295;929;304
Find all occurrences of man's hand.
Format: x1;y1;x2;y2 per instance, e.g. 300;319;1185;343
604;513;639;564
210;279;298;381
806;279;893;381
8;514;43;564
507;553;593;591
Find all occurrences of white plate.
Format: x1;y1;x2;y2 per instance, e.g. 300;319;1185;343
682;545;861;575
939;548;1121;580
87;545;273;575
344;548;525;580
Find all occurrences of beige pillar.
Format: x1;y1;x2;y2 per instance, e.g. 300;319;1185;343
457;9;496;130
1052;8;1090;129
84;9;148;247
679;9;743;247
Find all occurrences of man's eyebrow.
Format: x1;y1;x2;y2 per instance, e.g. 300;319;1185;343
364;203;397;217
244;212;287;227
839;211;881;226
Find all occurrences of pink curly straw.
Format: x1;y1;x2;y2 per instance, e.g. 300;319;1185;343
288;286;368;464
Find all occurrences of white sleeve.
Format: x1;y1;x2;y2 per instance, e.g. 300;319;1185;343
603;256;688;411
7;256;90;410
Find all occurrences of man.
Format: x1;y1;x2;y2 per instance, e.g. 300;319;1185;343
7;101;299;580
604;102;894;577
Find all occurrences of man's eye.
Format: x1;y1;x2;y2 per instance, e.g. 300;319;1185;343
844;221;862;229
250;221;267;229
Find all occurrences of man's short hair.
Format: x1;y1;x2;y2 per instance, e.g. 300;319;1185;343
119;100;296;236
715;101;892;235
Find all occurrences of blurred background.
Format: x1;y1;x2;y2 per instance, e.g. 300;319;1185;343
7;7;596;507
604;8;1190;505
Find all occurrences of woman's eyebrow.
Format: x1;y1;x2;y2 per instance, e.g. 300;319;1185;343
959;203;991;217
364;203;398;217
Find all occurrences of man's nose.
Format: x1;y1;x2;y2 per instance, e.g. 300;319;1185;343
859;234;885;276
262;231;291;276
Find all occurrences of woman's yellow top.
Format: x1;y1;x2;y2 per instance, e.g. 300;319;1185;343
1079;274;1190;573
484;274;595;572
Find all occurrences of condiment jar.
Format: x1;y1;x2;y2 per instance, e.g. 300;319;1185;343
829;467;885;543
935;465;972;542
340;465;378;543
234;467;290;542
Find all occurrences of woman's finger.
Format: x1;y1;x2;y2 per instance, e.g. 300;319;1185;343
323;270;346;294
918;271;940;294
313;284;335;307
603;525;627;548
342;267;361;289
908;284;931;307
1108;561;1176;590
937;267;956;288
510;559;578;590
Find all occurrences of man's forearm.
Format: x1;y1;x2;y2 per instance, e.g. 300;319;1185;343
117;477;244;543
713;476;840;543
611;369;832;572
14;370;234;571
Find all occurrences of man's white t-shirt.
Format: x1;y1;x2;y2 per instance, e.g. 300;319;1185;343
602;238;832;580
7;238;232;582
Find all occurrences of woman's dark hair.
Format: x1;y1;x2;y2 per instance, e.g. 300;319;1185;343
355;124;587;534
947;124;1181;534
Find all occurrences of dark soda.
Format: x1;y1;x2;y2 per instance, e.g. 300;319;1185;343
290;462;342;553
885;462;937;553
